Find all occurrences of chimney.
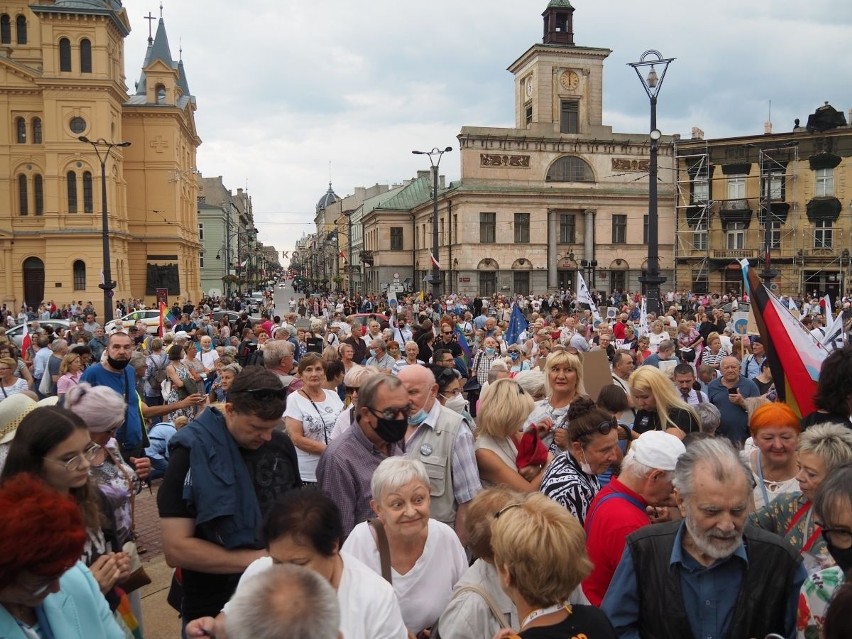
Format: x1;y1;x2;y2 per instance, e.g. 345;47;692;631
764;121;773;134
691;127;704;140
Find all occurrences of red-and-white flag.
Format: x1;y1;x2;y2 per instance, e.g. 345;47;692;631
430;253;441;270
21;323;32;360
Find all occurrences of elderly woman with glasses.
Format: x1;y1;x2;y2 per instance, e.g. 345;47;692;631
539;397;621;526
0;406;138;625
343;457;467;638
0;474;124;638
0;356;29;402
751;422;852;571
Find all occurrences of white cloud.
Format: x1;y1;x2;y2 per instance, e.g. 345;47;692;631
122;0;852;258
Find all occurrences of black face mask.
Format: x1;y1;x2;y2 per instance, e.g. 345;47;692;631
375;416;407;443
826;540;852;573
107;355;130;370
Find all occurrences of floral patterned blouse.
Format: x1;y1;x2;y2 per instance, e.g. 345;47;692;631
797;566;845;638
89;438;139;546
750;492;833;573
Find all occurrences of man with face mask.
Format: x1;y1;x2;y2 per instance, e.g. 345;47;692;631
80;331;147;460
602;437;805;639
397;365;480;543
317;375;408;537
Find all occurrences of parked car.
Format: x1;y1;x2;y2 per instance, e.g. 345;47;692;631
5;320;72;348
104;309;161;335
210;310;259;327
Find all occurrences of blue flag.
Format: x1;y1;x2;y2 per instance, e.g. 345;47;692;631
506;304;528;346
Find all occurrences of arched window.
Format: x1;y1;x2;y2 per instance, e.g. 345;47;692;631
15;117;25;143
546;155;595;183
67;171;78;213
73;260;86;290
82;171;93;213
15;15;25;44
59;37;71;72
156;84;166;104
18;174;28;215
31;117;42;144
0;15;10;44
80;38;92;73
34;175;43;216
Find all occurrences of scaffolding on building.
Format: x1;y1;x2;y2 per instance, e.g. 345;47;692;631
675;139;811;296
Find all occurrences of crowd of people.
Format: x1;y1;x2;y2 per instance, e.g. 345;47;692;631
0;284;851;639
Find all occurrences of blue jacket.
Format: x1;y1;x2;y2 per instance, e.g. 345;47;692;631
0;563;123;639
169;406;262;549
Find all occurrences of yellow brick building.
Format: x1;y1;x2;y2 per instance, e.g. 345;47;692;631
0;1;200;320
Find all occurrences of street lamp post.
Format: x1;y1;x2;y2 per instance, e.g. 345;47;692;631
79;136;131;323
345;211;354;298
581;259;598;289
629;50;674;317
412;146;452;300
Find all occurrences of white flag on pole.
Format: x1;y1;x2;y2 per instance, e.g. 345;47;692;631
821;311;846;352
639;297;649;337
822;294;833;327
576;272;602;323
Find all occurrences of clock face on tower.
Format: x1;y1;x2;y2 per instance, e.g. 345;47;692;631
559;70;580;91
525;78;533;98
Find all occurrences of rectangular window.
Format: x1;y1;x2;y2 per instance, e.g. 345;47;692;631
815;168;834;197
390;226;403;251
692;175;709;203
479;271;496;296
727;175;746;200
559;214;576;243
513;271;530;296
763;221;782;250
612;214;627;244
514;213;530;243
198;223;204;241
453;215;458;243
726;222;746;250
525;102;533;126
200;253;204;268
560;100;579;134
763;169;785;201
480;212;496;244
693;219;708;251
815;220;833;249
643;215;649;245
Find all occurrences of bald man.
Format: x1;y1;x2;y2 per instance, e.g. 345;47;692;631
397;365;481;543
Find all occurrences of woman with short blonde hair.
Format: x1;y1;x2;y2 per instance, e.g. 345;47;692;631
475;379;551;492
491;493;616;636
528;350;587;453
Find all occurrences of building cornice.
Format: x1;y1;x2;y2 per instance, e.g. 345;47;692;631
507;43;611;74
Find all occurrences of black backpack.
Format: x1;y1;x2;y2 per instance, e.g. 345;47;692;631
147;354;169;389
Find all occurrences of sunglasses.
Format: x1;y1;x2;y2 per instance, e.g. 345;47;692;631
235;387;287;402
366;404;412;421
577;419;617;440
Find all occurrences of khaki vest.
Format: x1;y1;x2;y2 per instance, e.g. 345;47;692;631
408;404;465;527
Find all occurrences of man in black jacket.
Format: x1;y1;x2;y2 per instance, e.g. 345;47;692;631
602;437;805;639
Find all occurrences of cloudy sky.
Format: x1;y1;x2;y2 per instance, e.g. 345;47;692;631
122;0;852;262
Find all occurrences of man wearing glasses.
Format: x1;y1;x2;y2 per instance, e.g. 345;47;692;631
317;375;409;537
157;367;301;626
437;323;463;359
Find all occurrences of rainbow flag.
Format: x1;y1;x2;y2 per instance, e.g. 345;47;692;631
454;325;472;368
742;260;828;418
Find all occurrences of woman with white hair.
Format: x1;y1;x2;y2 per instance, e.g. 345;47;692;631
342;457;467;637
329;365;379;440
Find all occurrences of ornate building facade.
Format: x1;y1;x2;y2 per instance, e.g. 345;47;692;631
0;1;201;318
675;104;852;299
355;1;676;297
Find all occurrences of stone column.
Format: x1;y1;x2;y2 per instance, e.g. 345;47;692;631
547;209;558;291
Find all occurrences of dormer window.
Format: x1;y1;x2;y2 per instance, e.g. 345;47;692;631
156;84;166;104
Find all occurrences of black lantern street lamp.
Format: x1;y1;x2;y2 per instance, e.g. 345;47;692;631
412;146;452;300
79;136;131;323
628;50;674;317
581;259;598;289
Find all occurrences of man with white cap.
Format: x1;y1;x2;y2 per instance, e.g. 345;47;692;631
602;437;805;639
581;430;686;606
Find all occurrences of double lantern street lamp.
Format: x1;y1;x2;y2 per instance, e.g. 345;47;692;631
78;136;131;323
412;146;452;300
628;50;674;317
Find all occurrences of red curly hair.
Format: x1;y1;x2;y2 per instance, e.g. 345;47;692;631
0;473;86;589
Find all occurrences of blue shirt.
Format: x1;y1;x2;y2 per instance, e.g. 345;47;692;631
80;364;144;451
602;522;804;639
706;376;760;444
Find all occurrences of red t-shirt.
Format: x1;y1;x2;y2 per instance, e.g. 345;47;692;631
582;478;650;606
612;322;627;340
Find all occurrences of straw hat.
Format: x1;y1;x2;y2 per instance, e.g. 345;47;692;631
0;394;59;445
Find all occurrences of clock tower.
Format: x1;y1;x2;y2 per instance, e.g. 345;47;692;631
509;1;611;135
